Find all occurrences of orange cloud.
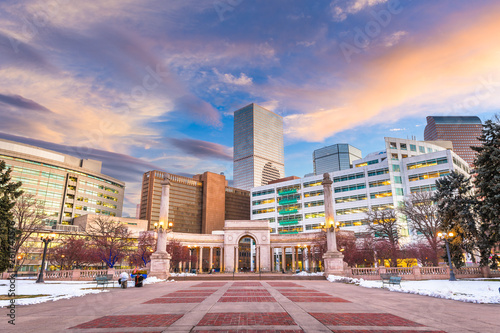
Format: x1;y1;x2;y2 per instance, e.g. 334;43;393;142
285;3;500;141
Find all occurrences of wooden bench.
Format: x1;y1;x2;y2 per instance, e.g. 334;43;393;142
95;274;113;288
381;274;402;287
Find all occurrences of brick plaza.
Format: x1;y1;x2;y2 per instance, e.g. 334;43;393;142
3;280;498;332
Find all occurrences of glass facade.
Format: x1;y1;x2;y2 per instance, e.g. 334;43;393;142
313;144;362;175
233;104;284;190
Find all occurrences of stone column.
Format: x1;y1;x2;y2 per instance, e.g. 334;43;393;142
234;246;239;272
158;178;171;229
149;228;171;279
291;247;296;271
198;247;203;273
322;173;344;276
221;247;224;272
281;247;286;272
209;247;213;272
256;246;260;272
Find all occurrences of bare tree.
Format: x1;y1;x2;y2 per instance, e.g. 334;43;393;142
166;239;190;272
11;194;47;266
130;232;156;267
366;209;401;267
85;216;134;268
49;236;99;270
399;192;441;265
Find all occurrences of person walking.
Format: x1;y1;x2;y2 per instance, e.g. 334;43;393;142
118;271;129;288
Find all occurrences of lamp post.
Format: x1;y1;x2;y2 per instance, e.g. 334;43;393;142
438;231;456;281
297;244;306;271
61;254;65;271
36;233;56;283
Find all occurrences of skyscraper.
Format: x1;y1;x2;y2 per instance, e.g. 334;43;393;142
424;116;482;166
313;144;362;175
233;103;285;190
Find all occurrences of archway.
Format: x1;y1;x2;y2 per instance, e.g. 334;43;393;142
238;235;256;272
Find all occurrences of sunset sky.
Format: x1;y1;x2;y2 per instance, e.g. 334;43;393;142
1;0;499;216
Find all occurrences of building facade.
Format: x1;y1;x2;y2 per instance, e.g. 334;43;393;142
313;144;362;175
140;170;250;232
0;139;125;226
251;137;470;239
424;116;483;166
233;103;285;190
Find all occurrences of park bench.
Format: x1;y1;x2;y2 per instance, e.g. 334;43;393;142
95;274;113;289
381;274;402;287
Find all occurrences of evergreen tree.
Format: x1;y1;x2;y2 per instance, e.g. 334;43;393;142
472;115;500;268
0;160;23;272
434;171;478;268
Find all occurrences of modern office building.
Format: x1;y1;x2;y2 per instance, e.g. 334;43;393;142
140;170;250;232
424;116;483;166
233;103;285;190
251;137;469;239
313;144;362;175
0;138;125;226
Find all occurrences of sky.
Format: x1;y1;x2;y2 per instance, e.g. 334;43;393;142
1;0;499;217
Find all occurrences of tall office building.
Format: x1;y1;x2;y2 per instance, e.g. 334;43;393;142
313;144;362;175
233;103;285;190
0;138;125;226
140;170;250;232
424;116;483;166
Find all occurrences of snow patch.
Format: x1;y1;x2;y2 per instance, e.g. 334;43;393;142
327;275;500;304
293;271;325;276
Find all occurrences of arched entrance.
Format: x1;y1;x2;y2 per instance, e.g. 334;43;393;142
238;235;256;272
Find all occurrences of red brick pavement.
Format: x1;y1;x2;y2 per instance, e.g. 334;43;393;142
162;292;215;297
275;289;320;293
286;296;350;303
309;313;424;327
170;289;218;293
267;282;304;287
232;282;263;286
70;314;183;329
279;292;331;297
224;291;271;296
329;331;446;333
194;329;304;333
218;296;277;302
197;313;296;326
194;330;304;333
192;282;227;287
143;297;206;304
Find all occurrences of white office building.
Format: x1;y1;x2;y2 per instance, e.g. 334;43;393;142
251;137;470;239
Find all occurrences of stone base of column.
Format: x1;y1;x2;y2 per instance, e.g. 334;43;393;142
323;251;345;276
149;252;172;280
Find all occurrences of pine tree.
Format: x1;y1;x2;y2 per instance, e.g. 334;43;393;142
0;160;23;272
434;171;478;268
472;115;500;268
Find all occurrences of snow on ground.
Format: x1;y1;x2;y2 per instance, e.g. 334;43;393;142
327;275;500;304
293;271;325;276
170;272;197;277
0;276;171;307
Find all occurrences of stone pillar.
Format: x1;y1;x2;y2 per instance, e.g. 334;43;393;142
158;178;171;229
234;246;239;272
198;247;203;273
322;173;344;276
149;228;171;279
281;247;286;272
291;247;296;271
256;246;260;272
221;247;224;272
209;247;213;272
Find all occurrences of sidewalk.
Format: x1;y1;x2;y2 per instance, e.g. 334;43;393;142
2;280;498;332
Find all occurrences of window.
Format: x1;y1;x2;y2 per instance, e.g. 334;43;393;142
368;168;389;176
395;188;404;196
370;190;392;199
335;194;367;203
369;179;391;187
390;142;397;149
427;147;432;153
410;144;416;152
391;153;398;160
402;154;408;159
334;183;366;193
333;173;364;182
394;176;402;184
400;143;407;150
419;146;425;153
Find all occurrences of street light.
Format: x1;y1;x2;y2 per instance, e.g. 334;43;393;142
438;231;456;281
61;254;65;270
297;244;306;271
36;233;56;283
154;221;164;230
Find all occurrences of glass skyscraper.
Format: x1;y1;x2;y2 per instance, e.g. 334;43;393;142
313;144;362;175
233;103;284;190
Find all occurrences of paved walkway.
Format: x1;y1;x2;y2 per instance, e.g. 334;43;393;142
3;280;499;332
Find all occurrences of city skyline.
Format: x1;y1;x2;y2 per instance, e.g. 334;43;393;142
1;1;499;216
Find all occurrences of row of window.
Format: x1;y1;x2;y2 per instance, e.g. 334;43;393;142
407;157;448;170
252;189;275;197
368;168;389;177
252;198;275;206
408;170;450;182
370;190;393;199
333;172;364;182
410;184;437;193
335;194;367;203
355;159;378;167
369;179;391;187
334;183;366;193
337;206;368;215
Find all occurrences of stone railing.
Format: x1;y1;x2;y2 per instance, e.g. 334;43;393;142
346;265;497;280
